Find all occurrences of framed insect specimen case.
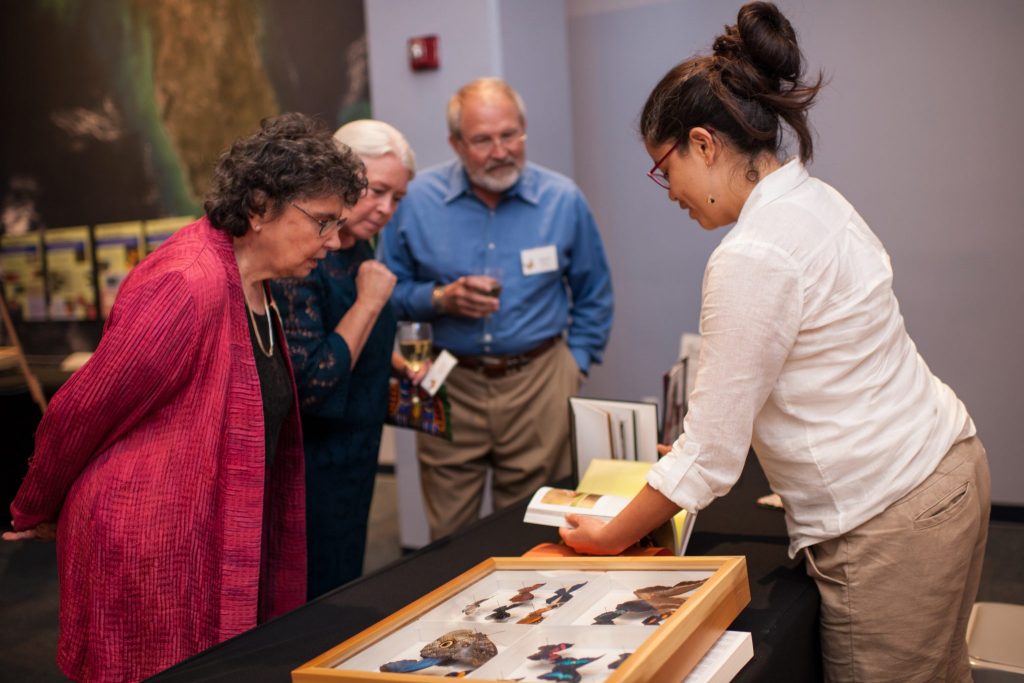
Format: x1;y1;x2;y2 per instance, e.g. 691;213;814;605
292;556;750;683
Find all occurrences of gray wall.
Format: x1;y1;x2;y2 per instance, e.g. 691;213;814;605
567;0;1024;505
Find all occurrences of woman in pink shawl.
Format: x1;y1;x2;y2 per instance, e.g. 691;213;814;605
3;113;366;682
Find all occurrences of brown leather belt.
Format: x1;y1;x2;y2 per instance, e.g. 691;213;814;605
452;335;561;378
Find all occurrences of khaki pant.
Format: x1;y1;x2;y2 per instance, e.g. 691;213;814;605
416;340;581;540
804;436;990;683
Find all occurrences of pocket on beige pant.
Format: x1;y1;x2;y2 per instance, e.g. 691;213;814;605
912;481;971;531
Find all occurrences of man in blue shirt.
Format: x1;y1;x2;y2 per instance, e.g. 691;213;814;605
380;78;614;540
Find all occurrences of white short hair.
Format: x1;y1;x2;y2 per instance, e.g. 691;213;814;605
333;119;416;178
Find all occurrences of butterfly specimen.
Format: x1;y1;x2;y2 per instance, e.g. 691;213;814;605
528;643;573;661
539;656;603;683
421;629;498;667
593;577;709;625
517;605;554;624
617;599;654;612
444;672;468;678
462;595;491;616
592;598;655;625
486;604;516;621
592;609;621;625
538;669;584;683
545;582;587;606
608;652;632;669
381;629;498;673
641;612;673;626
633;578;707;602
510;582;546;603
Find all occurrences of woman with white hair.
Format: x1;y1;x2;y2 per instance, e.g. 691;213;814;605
270;119;417;599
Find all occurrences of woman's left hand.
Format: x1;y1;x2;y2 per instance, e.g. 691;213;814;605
2;522;56;542
406;357;431;386
391;353;431;385
559;514;630;556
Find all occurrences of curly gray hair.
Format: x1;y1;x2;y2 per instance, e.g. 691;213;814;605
205;112;367;237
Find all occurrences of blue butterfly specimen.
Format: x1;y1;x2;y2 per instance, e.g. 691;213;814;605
538;670;582;683
545;582;587;606
379;656;445;673
528;643;573;661
539;656;602;683
608;653;632;669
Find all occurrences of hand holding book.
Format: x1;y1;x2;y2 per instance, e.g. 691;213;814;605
524;459;696;556
559;484;683;556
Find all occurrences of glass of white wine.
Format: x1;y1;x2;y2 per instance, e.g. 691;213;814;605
397;322;433;403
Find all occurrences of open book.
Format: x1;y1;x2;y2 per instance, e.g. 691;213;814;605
523;487;629;527
524;459;696;556
568;397;659;483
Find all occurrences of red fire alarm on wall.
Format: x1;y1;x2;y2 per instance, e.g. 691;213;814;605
408;34;439;71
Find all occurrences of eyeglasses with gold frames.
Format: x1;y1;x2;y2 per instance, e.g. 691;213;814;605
291;202;347;237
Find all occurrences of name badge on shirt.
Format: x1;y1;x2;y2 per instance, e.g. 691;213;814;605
520;245;558;276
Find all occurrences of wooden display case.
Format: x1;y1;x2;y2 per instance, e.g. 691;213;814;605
293;556;750;683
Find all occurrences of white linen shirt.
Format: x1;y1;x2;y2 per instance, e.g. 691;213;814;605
647;159;974;557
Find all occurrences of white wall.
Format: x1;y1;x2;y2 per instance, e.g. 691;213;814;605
567;0;1024;505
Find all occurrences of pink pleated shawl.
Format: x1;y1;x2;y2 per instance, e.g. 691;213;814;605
10;218;306;682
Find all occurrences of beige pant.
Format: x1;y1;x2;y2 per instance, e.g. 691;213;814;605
416;340;581;540
804;436;990;683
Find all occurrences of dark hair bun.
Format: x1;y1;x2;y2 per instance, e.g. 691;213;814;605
641;0;822;164
734;2;800;81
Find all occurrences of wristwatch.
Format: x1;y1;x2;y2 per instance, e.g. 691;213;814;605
431;284;446;313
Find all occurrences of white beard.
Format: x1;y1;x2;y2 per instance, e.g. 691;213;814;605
468;162;521;194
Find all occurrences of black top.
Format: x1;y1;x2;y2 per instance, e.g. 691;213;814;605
247;302;292;466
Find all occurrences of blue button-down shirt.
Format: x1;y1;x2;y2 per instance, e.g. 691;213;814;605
379;160;613;373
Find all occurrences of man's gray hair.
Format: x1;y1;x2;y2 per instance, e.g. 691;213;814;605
446;77;527;138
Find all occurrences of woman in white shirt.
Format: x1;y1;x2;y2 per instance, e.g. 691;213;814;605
561;3;989;681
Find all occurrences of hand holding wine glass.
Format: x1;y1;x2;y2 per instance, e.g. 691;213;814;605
477;265;504;344
397;322;433;406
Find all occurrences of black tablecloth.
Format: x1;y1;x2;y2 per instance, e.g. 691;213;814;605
150;457;822;682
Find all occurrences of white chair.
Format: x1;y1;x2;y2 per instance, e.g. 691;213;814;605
967;602;1024;682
